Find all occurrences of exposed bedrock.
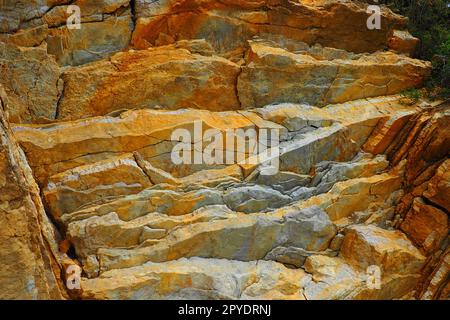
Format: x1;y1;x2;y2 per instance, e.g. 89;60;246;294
0;0;448;301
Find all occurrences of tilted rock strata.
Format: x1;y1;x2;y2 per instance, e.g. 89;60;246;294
0;0;133;66
238;41;430;108
0;0;448;300
0;42;61;123
55;40;430;120
57;43;242;120
132;0;411;54
0;0;419;66
0;87;66;299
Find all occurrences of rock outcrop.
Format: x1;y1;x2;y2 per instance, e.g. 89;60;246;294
0;0;448;300
0;87;66;299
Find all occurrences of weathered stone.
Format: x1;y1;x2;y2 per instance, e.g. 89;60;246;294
81;257;308;300
0;88;65;299
278;123;360;174
388;30;420;55
265;246;336;268
0;0;68;33
322;95;420;147
132;0;408;54
303;255;366;300
133;152;180;185
387;106;450;186
0;1;133;66
223;184;292;213
294;173;402;221
12;108;261;184
67;212;166;258
237;41;431;109
94;206;336;273
400;197;448;254
43;154;152;219
63;187;224;226
46;9;133;66
1;0;447;301
248;170;311;193
311;153;389;194
254;103;333;132
364;109;417;154
57;44;241;119
42;0;131;28
0;42;61;123
422;159;450;213
0;25;49;47
300;223;429;300
419;250;450;300
340;225;426;275
180;165;243;188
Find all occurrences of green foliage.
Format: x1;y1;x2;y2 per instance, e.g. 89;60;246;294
400;87;423;105
373;1;450;99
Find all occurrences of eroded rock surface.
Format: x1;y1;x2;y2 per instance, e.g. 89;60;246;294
0;87;66;299
132;0;410;54
0;0;448;300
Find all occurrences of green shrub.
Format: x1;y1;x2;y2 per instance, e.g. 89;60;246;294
368;0;450;99
400;88;423;105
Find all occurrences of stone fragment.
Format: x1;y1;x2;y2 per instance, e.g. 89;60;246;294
254;103;332;132
64;187;224;225
311;154;389;194
0;42;61;123
248;170;311;193
95;206;336;272
265;246;336;268
43;154;152;218
364;110;417;154
57;44;241;119
46;10;133;66
134;152;180;185
223;184;292;213
400;198;448;253
0;25;49;47
237;42;431;109
81;257;308;300
387;107;450;187
12;109;259;184
420;250;450;300
132;0;408;54
0;89;65;299
0;0;67;33
340;225;426;275
422;159;450;213
388;30;420;55
303;255;366;300
294;173;402;221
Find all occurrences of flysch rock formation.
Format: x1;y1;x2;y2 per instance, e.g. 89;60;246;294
0;0;448;300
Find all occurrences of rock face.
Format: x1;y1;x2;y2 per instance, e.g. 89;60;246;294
0;42;61;123
238;40;430;108
57;43;242;119
0;87;66;299
131;0;410;54
0;1;133;66
0;0;448;300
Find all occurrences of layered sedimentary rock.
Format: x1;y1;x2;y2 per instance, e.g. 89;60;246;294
57;43;242;119
53;39;430;120
238;40;430;108
0;0;133;66
131;0;412;54
0;42;61;123
0;87;66;299
11;93;446;299
0;0;448;300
